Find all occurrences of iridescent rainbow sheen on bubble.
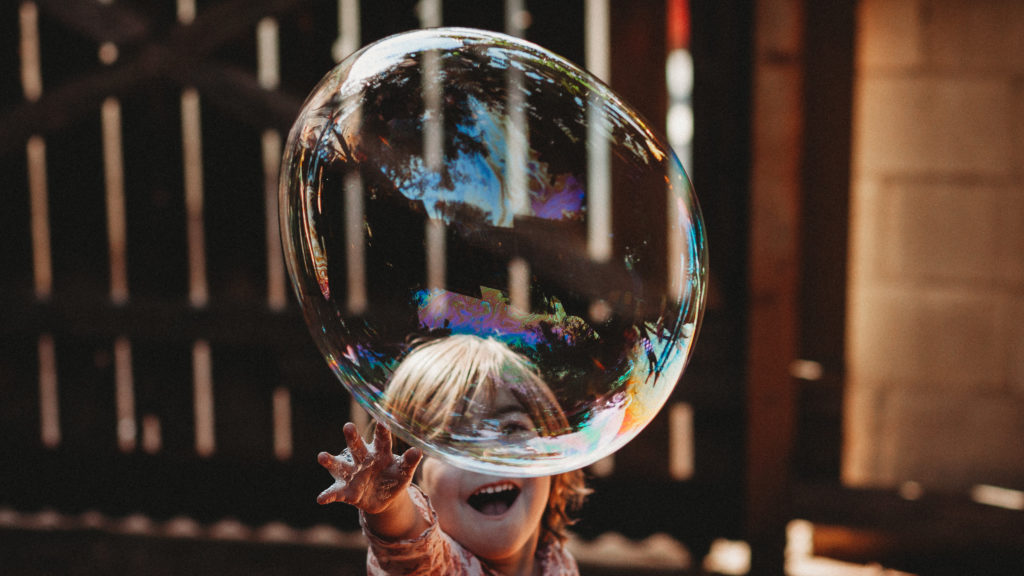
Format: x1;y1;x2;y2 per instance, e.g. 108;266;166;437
279;28;707;476
414;287;595;351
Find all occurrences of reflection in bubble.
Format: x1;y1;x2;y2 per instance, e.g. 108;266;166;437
280;28;707;476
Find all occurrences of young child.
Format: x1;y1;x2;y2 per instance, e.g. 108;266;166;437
317;334;589;575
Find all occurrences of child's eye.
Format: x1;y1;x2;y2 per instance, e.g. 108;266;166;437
501;421;530;434
499;413;536;436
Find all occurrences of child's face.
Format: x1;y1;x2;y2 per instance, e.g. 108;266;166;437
418;388;552;562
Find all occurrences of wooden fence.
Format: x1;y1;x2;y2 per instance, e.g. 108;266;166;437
0;0;751;567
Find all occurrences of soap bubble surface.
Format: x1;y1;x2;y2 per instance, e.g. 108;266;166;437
281;28;706;476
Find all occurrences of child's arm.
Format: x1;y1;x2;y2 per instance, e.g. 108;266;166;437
317;420;426;541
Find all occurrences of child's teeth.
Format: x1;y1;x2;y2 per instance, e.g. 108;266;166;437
476;482;514;496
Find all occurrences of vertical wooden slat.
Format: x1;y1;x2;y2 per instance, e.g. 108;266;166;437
747;0;805;571
666;0;694;307
421;62;442;172
21;1;60;450
273;386;293;460
507;257;529;312
343;172;368;315
666;183;686;303
182;88;208;308
141;413;162;454
19;2;42;103
419;0;446;302
334;0;360;62
27;136;51;301
331;2;369;316
669;401;694;480
256;17;279;90
114;336;136;452
263;130;286;310
425;217;446;291
504;0;531;311
585;0;612;265
177;0;196;25
666;0;693;171
585;0;615;478
259;17;292;459
99;2;136;455
179;0;214;458
504;0;527;37
21;3;51;301
38;334;60;448
337;0;369;430
417;0;441;28
193;339;215;457
102;96;129;304
604;0;671;479
584;0;610;82
795;0;853;482
258;18;287;311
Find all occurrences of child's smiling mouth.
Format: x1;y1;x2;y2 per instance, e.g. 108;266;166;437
467;481;521;516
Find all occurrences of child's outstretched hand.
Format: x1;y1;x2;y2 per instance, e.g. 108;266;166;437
316;421;422;515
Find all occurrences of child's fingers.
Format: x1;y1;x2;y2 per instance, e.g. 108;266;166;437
343;422;369;462
399;447;422;477
374;420;392;457
316;483;342;505
317;451;333;467
317;451;343;474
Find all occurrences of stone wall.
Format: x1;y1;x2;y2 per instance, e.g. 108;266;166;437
845;0;1024;490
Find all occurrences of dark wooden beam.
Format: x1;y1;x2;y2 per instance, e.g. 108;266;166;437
746;0;805;572
1;0;311;156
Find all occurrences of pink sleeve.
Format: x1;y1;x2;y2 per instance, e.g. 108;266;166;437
362;485;490;576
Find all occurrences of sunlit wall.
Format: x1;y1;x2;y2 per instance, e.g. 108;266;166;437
845;0;1024;493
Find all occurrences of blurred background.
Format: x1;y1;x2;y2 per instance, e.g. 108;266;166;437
1;0;1022;574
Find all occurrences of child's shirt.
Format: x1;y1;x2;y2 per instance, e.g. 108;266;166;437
361;485;579;576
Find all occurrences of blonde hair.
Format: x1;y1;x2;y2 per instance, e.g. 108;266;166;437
384;334;589;544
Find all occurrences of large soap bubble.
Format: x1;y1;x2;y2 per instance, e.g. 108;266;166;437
280;28;706;477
